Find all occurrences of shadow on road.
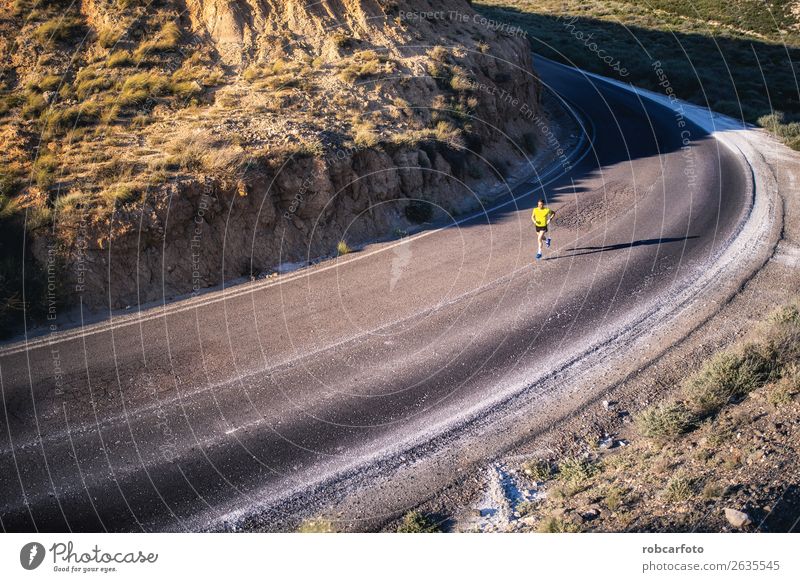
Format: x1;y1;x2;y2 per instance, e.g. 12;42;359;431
548;235;699;259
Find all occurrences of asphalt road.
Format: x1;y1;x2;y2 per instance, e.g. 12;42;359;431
0;58;750;532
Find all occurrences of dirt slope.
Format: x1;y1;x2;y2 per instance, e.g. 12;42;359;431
0;0;548;326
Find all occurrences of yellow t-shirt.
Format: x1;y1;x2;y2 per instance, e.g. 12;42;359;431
532;207;553;227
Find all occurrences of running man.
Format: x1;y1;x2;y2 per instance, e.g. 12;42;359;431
532;198;555;260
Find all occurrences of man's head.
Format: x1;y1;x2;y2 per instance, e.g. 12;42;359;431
537;199;545;208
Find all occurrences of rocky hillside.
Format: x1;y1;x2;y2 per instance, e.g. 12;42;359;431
0;0;548;332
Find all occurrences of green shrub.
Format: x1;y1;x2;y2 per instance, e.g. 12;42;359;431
97;26;121;48
429;45;449;62
604;486;626;511
353;121;379;148
34;17;82;45
0;172;21;200
134;22;181;59
522;459;554;482
331;31;354;50
116;0;146;8
26;204;53;230
703;414;737;447
767;369;799;408
396;511;440;533
538;516;581;533
450;70;474;92
21;92;47;119
557;456;600;483
338;50;382;83
662;474;695;503
684;349;773;416
336;240;352;256
74;67;115;100
0;92;25;116
637;401;698;438
54;191;89;214
763;305;800;364
107;50;133;68
29;74;62;92
32;153;59;190
296;519;335;533
434;121;464;148
42;102;101;133
119;72;171;105
101;184;138;205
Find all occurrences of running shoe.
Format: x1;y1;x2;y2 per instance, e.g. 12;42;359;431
536;252;542;260
546;237;551;248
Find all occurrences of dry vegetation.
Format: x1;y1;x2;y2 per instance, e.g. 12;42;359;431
0;0;541;335
509;301;800;532
476;0;800;149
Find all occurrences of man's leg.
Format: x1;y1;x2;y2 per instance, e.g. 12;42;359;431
536;229;544;258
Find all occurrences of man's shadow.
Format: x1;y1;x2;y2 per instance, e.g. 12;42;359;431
548;235;699;259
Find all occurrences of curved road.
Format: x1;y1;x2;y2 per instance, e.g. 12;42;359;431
0;58;750;532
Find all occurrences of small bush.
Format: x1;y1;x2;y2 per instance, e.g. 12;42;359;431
684;349;772;416
97;25;121;48
338;50;382;83
701;483;725;499
29;74;62;92
538;516;581;533
0;92;25;116
763;305;800;364
296;519;335;533
54;191;89;214
770;303;800;326
25;206;52;232
116;0;145;8
767;376;798;408
336;240;352;256
637;401;698;438
662;475;694;503
757;111;785;131
396;511;440;533
557;457;600;483
107;50;133;68
434;121;464;148
353;121;379;148
450;71;474;92
101;184;138;206
21;92;47;119
429;45;449;62
34;17;82;45
134;22;181;59
32;153;59;190
119;72;171;105
74;67;115;100
604;486;626;511
703;415;737;447
522;459;554;482
331;31;354;50
41;103;101;134
0;171;21;199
